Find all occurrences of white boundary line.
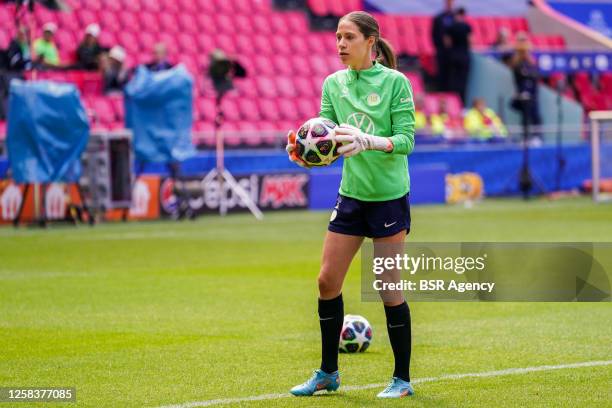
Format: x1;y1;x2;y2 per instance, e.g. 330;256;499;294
158;359;612;408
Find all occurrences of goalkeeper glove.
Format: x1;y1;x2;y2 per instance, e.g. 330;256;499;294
285;130;311;168
334;124;393;157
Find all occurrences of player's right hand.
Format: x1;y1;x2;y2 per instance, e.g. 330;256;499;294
286;130;311;168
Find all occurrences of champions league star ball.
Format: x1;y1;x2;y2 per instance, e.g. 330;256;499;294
339;314;373;353
295;118;341;166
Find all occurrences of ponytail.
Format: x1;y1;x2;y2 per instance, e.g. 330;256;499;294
375;37;397;70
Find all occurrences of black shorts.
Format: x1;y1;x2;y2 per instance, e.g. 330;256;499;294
328;193;411;238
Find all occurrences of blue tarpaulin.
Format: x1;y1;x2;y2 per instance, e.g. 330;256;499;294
124;64;195;163
7;79;90;183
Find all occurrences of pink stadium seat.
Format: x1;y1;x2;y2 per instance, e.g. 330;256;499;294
404;72;424;94
215;34;237;54
221;122;241;147
159;13;179;33
177;33;197;53
278;98;298;120
0;121;7;141
196;98;216;121
308;0;328;16
234;15;255;34
196;34;215;52
276;77;296;98
0;31;9;49
296;97;318;119
234;78;258;98
269;14;290;35
177;0;197;13
294;77;316;97
309;55;331;76
286;12;309;34
437;93;463;117
220;98;242;122
259;99;281;121
423;95;439;115
89;97;117;125
253;55;275;76
292;56;313;77
256;77;277;98
271;36;291;55
238;98;262;121
272;57;295;76
195;14;217;34
252;14;273;36
99;10;121;33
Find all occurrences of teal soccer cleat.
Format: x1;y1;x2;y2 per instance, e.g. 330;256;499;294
376;377;414;398
290;369;340;396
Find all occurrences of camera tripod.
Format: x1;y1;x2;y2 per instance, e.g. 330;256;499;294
202;93;263;219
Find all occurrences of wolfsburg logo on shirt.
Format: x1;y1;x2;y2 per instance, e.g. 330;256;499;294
346;112;375;134
366;92;381;106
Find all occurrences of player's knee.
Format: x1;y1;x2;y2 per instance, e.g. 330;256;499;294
317;272;340;298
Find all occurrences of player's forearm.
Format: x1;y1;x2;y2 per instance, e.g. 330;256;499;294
389;128;415;156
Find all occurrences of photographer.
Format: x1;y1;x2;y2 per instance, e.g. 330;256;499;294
510;33;542;142
207;48;246;98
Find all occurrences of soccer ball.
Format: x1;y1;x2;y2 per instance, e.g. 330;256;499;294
339;314;373;353
295;117;341;166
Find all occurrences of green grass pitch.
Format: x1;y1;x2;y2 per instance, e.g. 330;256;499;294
1;197;611;407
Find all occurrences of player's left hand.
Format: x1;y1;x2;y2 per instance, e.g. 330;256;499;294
334;124;393;157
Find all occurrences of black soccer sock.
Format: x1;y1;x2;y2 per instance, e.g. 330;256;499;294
318;294;344;374
384;301;412;382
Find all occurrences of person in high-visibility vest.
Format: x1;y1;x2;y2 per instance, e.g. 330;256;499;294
464;98;507;139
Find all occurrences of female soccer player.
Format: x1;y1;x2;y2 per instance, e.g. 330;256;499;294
285;11;416;399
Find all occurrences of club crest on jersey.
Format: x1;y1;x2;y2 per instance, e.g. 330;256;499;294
346;112;375;134
366;92;381;106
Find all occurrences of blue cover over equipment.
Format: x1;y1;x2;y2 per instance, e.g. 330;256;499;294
124;64;195;163
7;79;90;183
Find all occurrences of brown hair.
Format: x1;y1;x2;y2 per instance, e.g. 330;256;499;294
340;11;397;70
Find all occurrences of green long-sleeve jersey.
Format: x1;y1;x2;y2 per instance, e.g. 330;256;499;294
320;61;415;201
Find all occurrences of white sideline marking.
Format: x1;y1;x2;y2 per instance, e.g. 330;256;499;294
158;359;612;407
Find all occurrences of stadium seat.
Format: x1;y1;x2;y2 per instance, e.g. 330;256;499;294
0;121;6;141
238;98;261;122
259;99;281;121
255;77;277;98
278;98;298;120
308;0;328;16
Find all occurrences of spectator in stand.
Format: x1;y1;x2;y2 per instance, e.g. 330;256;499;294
145;43;173;72
7;24;31;72
33;22;61;68
102;46;129;94
464;98;507;139
445;7;471;104
491;27;513;65
509;32;541;139
414;94;427;133
432;0;455;92
76;24;106;70
430;99;452;138
1;25;31;119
